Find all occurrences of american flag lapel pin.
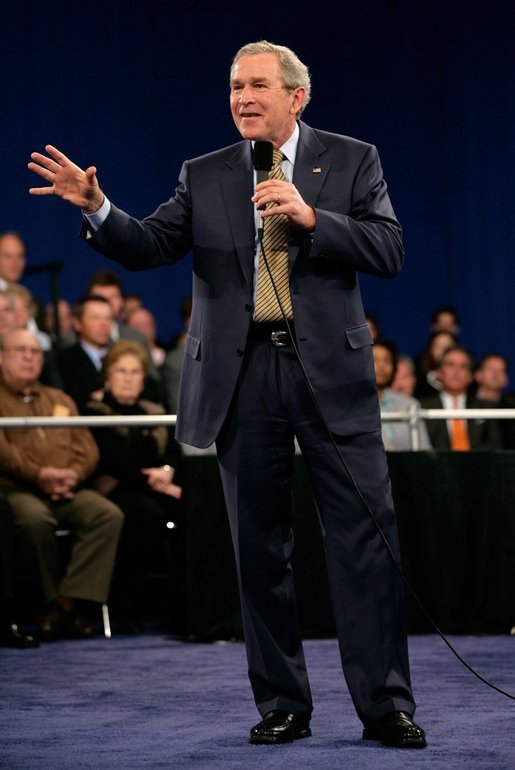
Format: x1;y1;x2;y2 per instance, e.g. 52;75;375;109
312;166;322;173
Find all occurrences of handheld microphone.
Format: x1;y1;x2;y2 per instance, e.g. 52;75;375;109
253;141;273;233
253;140;273;184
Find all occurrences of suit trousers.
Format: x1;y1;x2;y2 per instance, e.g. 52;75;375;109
216;333;416;724
8;488;124;605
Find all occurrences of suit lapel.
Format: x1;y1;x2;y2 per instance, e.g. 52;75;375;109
289;122;328;267
293;122;328;209
219;142;256;286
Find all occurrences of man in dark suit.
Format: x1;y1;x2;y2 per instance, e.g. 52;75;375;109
28;41;425;748
421;346;501;450
56;295;113;409
473;352;515;448
85;268;162;401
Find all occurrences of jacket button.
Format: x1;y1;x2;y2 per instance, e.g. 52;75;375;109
236;349;245;357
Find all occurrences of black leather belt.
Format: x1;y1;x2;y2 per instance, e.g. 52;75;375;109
249;322;295;347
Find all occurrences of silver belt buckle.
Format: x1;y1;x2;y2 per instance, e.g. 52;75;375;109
271;330;289;347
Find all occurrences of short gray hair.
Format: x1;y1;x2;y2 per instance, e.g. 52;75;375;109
0;326;41;352
231;40;311;115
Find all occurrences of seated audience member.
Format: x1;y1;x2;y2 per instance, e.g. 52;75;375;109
0;288;16;336
0;328;123;641
43;298;76;348
85;340;183;633
126;306;167;370
0;233;52;349
473;353;515;448
414;330;458;400
0;230;26;289
86;269;161;399
365;311;381;342
0;492;39;648
429;304;461;337
120;292;144;324
373;339;431;451
2;284;61;387
86;270;143;343
473;353;509;402
9;282;52;351
391;354;417;397
56;294;113;408
421;346;502;450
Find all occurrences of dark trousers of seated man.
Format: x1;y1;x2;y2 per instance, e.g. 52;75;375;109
5;487;123;609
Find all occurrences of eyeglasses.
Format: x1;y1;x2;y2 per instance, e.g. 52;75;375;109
3;345;43;356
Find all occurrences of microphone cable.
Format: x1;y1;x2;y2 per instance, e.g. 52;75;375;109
256;224;515;704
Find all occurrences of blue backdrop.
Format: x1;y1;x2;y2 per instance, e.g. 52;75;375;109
2;1;515;364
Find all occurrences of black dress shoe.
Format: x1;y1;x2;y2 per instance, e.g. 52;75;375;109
249;710;312;745
0;623;39;649
363;710;427;748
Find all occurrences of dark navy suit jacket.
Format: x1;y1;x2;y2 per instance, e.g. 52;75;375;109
420;393;502;449
82;120;404;447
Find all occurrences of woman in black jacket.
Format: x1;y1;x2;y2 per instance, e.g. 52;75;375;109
86;340;183;633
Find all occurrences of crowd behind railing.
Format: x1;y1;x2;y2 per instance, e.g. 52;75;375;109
1;228;515;649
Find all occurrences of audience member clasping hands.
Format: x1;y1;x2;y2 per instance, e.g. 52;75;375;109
28;145;104;214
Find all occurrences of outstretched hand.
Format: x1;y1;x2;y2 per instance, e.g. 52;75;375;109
28;144;105;214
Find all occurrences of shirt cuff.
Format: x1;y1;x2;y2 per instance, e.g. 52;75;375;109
82;196;111;231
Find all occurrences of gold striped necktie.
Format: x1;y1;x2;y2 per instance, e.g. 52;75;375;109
254;149;293;322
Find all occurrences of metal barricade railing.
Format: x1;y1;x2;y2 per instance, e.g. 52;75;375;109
1;408;515;450
0;415;178;428
381;406;515;450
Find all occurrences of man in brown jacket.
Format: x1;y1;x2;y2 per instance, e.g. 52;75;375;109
0;327;124;640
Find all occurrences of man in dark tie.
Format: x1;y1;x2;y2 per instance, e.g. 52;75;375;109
28;40;425;749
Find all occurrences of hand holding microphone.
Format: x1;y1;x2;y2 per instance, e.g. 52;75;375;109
251;140;316;231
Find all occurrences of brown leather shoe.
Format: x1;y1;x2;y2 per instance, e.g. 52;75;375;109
38;600;97;641
249;710;312;744
38;604;67;642
363;711;427;748
65;610;97;639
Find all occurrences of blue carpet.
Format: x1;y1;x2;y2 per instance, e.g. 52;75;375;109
1;633;515;769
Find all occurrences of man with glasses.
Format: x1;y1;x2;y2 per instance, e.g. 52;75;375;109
0;327;123;641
